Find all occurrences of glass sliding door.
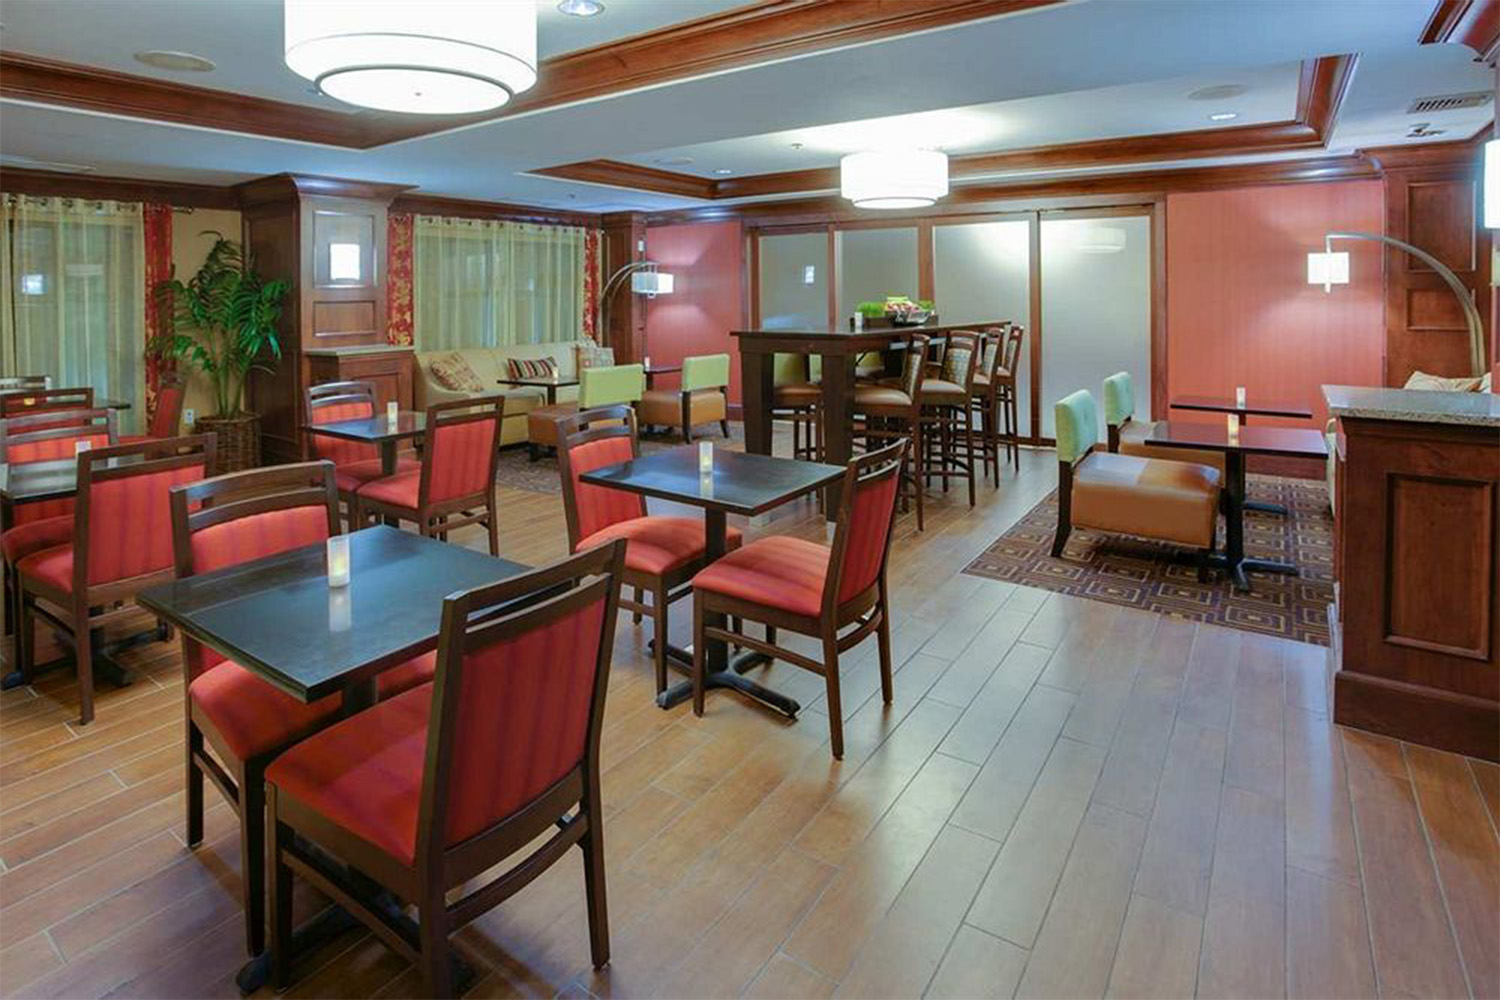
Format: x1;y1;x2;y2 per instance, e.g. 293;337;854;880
1038;214;1152;439
758;231;829;330
835;226;918;324
933;218;1032;433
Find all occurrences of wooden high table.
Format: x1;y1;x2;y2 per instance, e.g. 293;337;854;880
734;322;1005;510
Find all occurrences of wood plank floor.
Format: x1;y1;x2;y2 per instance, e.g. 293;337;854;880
0;446;1495;1000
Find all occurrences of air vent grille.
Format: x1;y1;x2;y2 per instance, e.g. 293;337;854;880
1407;91;1493;114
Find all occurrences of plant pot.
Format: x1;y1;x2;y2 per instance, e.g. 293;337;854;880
192;412;261;474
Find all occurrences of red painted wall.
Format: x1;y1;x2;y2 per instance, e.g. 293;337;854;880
1165;182;1386;428
644;220;745;404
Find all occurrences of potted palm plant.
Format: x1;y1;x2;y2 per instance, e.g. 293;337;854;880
151;233;290;472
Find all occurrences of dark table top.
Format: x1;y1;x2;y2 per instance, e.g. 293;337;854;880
732;321;1007;354
1169;395;1314;420
304;412;426;444
0;454;149;504
580;445;844;517
0;391;131;410
644;364;682;375
136;526;532;702
1145;421;1328;459
497;374;580;388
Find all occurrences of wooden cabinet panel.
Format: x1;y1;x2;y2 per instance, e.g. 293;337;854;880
1385;474;1494;660
1405;179;1476;273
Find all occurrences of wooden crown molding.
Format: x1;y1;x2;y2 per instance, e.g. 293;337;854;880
0;165;240;209
389;193;601;228
1420;0;1500;63
643;153;1381;226
233;173;414;207
0;1;1058;149
535;54;1357;202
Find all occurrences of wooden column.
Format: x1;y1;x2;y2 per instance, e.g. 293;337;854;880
601;211;647;362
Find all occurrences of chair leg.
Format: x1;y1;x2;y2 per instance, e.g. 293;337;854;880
877;588;894;705
186;725;204;847
821;634;844;760
632;587;644;625
652;583;670;696
418;891;452;1000
240;767;267;957
74;609;94;727
3;564;13;638
16;589;34;681
962;407;976;508
268;789;294;990
720;419;730;438
486;496;500;556
691;597;706;717
581;810;611;969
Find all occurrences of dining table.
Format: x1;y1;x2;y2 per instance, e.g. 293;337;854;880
0;452;152;688
580;443;843;717
302;411;425;476
496;372;579;406
1145;421;1328;591
136;525;533;992
1168;394;1315;515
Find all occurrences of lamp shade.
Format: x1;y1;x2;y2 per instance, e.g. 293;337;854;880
631;271;674;295
840;150;949;209
284;0;537;114
1307;251;1350;289
1485;139;1499;229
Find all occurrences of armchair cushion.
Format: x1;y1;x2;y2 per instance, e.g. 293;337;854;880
1071;452;1220;549
1;515;72;564
190;660;341;761
578;515;741;576
638;388;726;428
333;457;420;495
1117;420;1225;476
691;535;830;618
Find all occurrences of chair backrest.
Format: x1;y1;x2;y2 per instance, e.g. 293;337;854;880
556;405;646;548
1102;371;1136;427
420;396;504;507
1002;325;1025;379
149;375;188;439
1055;390;1099;466
0;409;116;463
939;332;981;391
0;387;95;428
682;354;730;393
771;354;808;387
899;334;931;400
75;435;214;589
417;540;625;863
0;376;50;391
824;438;908;614
169;461;340;678
306;381;378;466
579;364;645;408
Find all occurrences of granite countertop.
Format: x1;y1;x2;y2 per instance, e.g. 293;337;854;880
303;344;415;357
1323;385;1500;428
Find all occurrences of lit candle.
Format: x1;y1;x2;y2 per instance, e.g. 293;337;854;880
643;355;651;370
853;312;864;331
1226;412;1240;445
699;440;713;474
1235;386;1247;408
326;535;351;588
74;439;91;455
386;400;399;426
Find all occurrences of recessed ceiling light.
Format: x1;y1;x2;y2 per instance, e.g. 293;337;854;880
713;168;733;175
557;0;605;15
1208;112;1238;122
1188;84;1248;101
133;50;216;72
654;156;694;166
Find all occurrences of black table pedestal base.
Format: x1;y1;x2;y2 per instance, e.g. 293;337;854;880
654;642;799;719
0;621;162;690
1210;555;1298;592
1244;499;1289;516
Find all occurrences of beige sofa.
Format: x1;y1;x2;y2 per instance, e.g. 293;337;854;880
414;342;586;447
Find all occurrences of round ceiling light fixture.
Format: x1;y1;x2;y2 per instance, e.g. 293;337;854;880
134;50;216;72
840;149;949;210
1208;111;1239;122
557;0;605;15
1188;83;1248;101
283;0;537;115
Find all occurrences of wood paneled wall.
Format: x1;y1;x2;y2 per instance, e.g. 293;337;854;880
601;213;647;362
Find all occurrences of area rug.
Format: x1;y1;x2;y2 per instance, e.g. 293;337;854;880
963;475;1334;645
495;424;748;495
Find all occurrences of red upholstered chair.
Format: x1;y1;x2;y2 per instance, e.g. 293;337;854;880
266;540;626;996
557;405;742;695
0;409;118;638
355;396;505;556
168;460;439;958
123;374;187;443
14;434;213;724
305;381;419;527
690;439;907;759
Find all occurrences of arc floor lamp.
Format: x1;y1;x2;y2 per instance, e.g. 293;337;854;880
1308;231;1487;377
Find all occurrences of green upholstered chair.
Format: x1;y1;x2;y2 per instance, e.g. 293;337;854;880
1101;371;1225;477
638;354;729;441
526;364;645;460
771;353;823;461
1052;388;1222;578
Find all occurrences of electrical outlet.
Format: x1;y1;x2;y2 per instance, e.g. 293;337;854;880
183;407;196;427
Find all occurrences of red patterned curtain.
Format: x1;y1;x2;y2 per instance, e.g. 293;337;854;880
142;203;173;422
583;227;600;341
387;212;414;346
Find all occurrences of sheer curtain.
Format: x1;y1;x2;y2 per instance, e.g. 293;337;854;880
1;196;145;421
412;215;588;351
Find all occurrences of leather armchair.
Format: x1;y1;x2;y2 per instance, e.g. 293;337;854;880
638;353;730;441
1102;371;1225;477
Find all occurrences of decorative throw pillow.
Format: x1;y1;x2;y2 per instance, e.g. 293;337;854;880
576;342;616;371
507;356;558;380
429;352;483;393
1403;370;1483;392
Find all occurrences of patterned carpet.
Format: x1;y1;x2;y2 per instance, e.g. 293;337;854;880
964;475;1334;645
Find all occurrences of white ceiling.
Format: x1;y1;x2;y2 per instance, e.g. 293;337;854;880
0;0;1491;212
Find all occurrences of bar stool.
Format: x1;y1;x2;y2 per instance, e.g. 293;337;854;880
918;330;980;509
854;334;929;530
971;324;1024;482
771;354;823;461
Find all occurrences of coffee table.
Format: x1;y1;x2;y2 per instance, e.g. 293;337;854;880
497;373;579;406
